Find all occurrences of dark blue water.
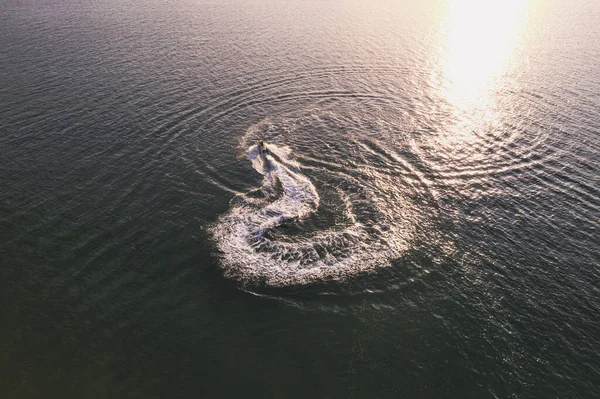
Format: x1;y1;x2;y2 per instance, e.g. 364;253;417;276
1;0;599;397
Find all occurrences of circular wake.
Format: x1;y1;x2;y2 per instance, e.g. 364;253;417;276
210;117;415;287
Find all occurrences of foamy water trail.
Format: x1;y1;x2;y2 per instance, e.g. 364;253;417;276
240;143;319;238
211;141;405;287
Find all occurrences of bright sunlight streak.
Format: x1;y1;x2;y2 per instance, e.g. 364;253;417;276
439;0;530;110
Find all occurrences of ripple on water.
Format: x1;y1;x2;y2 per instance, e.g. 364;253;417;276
210;109;443;287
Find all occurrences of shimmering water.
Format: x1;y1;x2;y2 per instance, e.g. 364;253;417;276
1;0;599;397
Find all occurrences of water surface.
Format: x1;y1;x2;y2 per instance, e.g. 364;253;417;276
1;0;599;397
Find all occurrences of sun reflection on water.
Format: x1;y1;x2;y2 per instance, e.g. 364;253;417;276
442;0;528;106
432;0;533;148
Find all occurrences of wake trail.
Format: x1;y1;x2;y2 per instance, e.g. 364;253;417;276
210;142;403;287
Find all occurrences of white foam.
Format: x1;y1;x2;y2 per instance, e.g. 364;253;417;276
210;142;406;287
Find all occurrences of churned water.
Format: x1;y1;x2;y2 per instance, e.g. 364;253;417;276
1;0;599;397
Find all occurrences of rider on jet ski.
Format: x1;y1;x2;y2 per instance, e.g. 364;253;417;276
258;140;271;155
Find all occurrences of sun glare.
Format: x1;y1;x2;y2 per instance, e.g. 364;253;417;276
438;0;530;111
